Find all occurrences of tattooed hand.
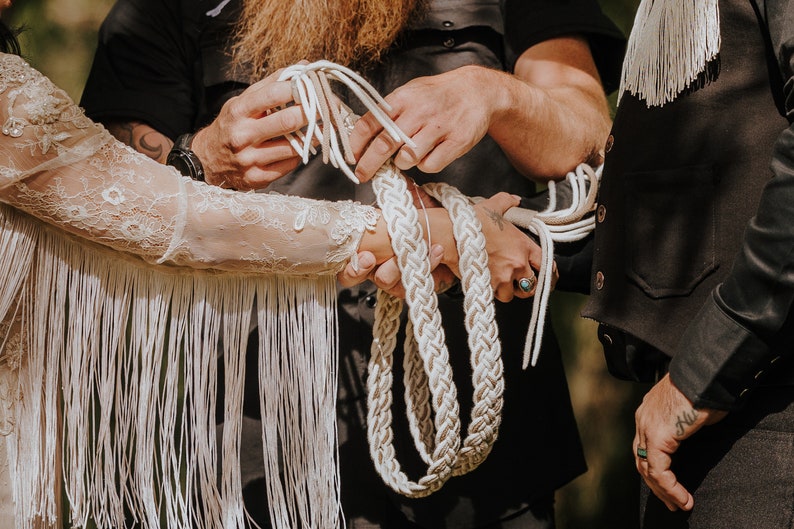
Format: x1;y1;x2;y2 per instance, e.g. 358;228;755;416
633;374;727;512
473;192;548;302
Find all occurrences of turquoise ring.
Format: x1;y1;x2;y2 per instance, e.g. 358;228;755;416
517;276;535;293
636;446;648;460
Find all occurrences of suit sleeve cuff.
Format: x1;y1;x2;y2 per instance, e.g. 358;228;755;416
669;290;775;410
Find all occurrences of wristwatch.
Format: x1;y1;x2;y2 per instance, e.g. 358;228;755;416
166;132;205;182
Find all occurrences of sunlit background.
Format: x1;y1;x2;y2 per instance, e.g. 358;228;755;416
5;1;643;527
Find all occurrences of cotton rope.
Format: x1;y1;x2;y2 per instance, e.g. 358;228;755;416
278;61;599;497
0;59;600;529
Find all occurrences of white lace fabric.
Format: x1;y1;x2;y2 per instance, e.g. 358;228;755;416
0;52;378;275
0;53;377;529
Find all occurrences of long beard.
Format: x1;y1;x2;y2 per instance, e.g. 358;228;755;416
233;0;424;78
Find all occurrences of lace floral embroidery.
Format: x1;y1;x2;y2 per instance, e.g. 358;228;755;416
0;53;378;274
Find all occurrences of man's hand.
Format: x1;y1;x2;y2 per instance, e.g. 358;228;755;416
349;66;496;182
634;374;727;511
191;69;307;190
349;36;611;183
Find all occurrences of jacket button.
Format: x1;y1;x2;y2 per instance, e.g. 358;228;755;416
595;271;605;290
442;20;454;27
443;37;456;48
605;134;614;154
602;332;613;345
364;294;377;308
597;204;606;223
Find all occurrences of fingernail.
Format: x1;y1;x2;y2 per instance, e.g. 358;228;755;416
430;244;444;259
359;252;375;269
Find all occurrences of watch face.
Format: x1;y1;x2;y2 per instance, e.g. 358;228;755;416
167;149;204;181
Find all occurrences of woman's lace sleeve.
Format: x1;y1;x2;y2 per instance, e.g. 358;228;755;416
0;53;378;275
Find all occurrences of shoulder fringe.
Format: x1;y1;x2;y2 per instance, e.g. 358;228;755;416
619;0;720;108
0;204;342;529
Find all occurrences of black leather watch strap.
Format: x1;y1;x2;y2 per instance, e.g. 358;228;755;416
166;132;205;182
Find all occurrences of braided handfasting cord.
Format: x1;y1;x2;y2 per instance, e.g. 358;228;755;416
276;61;598;497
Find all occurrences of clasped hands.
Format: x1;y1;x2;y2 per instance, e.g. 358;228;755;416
191;66;554;300
343;188;552;302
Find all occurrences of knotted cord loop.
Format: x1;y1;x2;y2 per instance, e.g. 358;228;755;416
500;164;601;368
277;60;598;496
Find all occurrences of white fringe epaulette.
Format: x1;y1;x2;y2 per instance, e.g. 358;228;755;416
619;0;721;108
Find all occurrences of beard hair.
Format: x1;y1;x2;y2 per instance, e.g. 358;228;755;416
233;0;425;79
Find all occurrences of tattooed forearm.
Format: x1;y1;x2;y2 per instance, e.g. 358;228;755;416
674;408;699;437
484;208;506;231
106;120;173;163
107;121;134;146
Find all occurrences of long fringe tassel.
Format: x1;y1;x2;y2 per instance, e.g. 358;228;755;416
0;204;341;528
256;275;341;529
619;0;720;108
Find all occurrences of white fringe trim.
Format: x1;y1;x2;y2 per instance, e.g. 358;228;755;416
0;204;342;529
619;0;720;108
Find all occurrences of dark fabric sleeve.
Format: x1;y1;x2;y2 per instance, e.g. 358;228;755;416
669;0;794;410
79;0;199;140
504;0;626;93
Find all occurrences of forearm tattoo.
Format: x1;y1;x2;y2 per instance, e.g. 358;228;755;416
674;408;699;437
107;121;172;163
483;208;506;231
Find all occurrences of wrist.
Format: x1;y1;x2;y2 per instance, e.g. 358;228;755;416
166;132;205;182
426;209;458;269
359;216;394;264
188;129;225;187
460;65;511;131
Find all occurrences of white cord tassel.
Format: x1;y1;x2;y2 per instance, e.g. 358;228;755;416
504;164;601;368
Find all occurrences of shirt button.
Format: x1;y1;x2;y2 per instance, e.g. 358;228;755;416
595;271;605;290
597;204;606;223
605;134;614;154
443;37;456;48
364;294;377;309
442;20;454;27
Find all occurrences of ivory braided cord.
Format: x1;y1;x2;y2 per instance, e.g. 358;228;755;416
421;182;503;476
369;162;461;497
401;317;434;466
278;61;599;496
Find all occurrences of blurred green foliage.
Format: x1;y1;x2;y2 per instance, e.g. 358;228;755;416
5;0;114;100
4;0;644;528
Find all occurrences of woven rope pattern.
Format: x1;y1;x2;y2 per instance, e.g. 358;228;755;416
278;61;598;497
